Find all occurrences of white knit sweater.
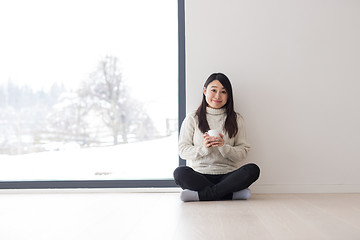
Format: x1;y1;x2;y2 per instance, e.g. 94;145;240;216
178;107;251;174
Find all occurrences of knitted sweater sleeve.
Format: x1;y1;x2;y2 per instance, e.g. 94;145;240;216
218;115;251;163
178;113;210;160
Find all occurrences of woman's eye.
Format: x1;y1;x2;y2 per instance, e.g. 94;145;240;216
211;89;216;92
222;91;227;94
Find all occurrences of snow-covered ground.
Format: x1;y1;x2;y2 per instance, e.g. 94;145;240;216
0;134;178;181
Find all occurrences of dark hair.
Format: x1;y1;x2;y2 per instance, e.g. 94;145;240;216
195;73;238;138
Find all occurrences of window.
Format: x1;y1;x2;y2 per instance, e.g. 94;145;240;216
0;0;185;188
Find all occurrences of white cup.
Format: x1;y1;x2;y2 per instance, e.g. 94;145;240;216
207;129;221;138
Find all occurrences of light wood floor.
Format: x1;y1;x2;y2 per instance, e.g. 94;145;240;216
0;191;359;240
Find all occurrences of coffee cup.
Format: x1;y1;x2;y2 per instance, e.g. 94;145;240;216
207;129;221;138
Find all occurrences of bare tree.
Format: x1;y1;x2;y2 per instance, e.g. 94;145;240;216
84;56;131;145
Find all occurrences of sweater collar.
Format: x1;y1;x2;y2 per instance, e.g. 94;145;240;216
206;106;226;115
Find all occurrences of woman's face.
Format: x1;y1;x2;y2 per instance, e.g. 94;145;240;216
203;80;228;109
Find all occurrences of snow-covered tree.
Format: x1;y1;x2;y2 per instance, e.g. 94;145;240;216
47;92;93;144
81;56;134;145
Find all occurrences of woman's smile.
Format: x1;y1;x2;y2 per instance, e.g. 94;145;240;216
203;80;228;109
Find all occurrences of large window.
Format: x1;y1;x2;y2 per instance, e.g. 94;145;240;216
0;0;185;188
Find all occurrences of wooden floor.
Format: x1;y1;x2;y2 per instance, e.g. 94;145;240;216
0;191;359;240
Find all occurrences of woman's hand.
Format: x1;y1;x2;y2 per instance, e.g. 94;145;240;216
203;133;225;148
203;133;213;148
212;133;224;147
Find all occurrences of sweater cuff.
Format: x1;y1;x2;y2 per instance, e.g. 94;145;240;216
198;146;210;157
218;144;230;157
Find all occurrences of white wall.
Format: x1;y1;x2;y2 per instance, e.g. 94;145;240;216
185;0;360;193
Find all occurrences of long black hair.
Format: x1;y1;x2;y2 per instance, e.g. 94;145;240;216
195;73;238;138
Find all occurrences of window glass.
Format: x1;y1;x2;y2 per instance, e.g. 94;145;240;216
0;0;178;181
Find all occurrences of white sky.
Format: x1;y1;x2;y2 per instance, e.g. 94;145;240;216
0;0;178;118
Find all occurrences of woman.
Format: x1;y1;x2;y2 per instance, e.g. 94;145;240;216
173;73;260;202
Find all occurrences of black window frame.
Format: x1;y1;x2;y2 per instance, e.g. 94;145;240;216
0;0;186;189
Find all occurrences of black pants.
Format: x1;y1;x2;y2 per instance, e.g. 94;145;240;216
173;163;260;201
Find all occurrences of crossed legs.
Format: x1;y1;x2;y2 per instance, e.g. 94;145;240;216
173;163;260;201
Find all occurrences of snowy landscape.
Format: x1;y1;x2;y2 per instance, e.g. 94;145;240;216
0;0;179;182
0;133;178;181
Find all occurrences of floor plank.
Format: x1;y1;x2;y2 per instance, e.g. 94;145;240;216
0;192;359;240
